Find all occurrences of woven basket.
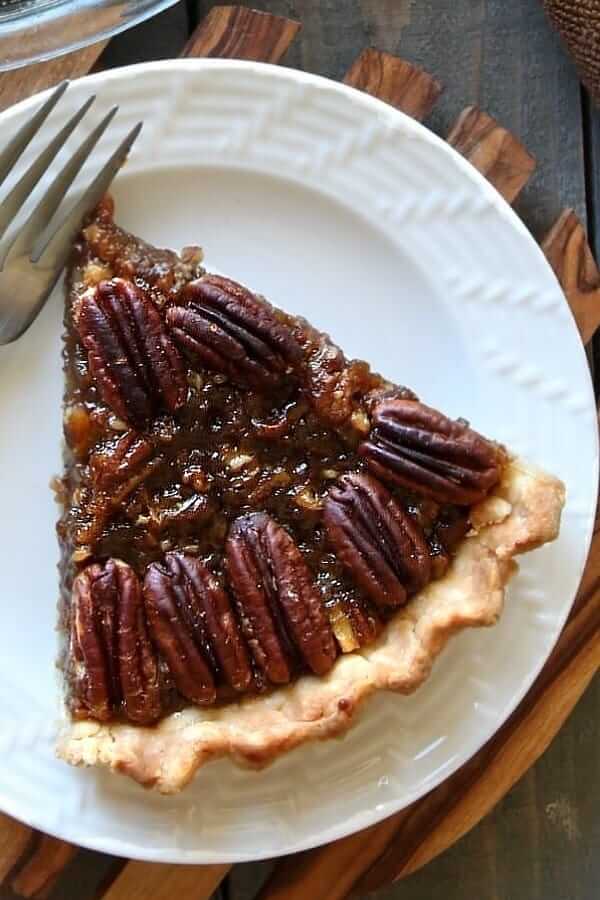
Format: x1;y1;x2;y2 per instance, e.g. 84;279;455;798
544;0;600;102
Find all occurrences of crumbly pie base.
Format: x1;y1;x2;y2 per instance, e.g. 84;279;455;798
58;458;564;793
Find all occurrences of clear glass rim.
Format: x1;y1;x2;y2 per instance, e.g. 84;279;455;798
0;0;66;21
0;0;178;70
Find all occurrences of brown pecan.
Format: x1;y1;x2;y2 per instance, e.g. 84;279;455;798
166;275;302;390
428;508;471;579
323;472;431;609
90;430;158;494
74;431;161;546
143;553;252;700
70;559;161;724
251;399;309;440
344;600;381;646
226;512;337;680
435;507;471;553
76;278;187;428
142;493;217;534
359;399;504;505
288;313;385;427
82;201;191;299
327;599;381;653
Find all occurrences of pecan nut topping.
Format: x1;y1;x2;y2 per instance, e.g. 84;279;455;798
428;508;471;579
143;552;252;701
73;431;161;546
70;559;161;724
359;398;504;505
76;278;187;428
226;512;337;681
327;599;381;653
166;275;303;390
90;430;158;494
323;472;431;609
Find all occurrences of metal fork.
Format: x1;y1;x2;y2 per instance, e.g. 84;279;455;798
0;81;142;344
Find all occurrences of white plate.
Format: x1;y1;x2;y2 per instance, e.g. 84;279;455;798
0;61;596;864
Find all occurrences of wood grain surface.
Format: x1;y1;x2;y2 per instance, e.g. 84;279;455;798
583;92;600;390
447;106;536;203
100;862;231;900
183;4;299;61
0;43;107;112
543;209;600;345
0;3;597;900
0;815;31;884
343;48;442;120
10;837;77;900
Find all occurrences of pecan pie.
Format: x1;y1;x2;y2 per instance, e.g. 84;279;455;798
56;196;565;793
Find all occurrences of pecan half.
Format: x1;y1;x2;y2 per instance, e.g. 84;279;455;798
226;512;337;680
323;472;431;609
327;599;381;653
70;559;161;724
76;278;187;428
143;553;252;700
74;431;161;546
166;275;302;390
147;494;217;533
359;399;504;505
90;430;158;495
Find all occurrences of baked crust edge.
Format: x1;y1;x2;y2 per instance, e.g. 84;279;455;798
56;458;565;793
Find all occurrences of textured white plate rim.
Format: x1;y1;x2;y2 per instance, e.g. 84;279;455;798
0;59;596;864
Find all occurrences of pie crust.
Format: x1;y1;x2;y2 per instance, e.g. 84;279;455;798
57;457;564;793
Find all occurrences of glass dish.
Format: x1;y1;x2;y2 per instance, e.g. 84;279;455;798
0;0;178;70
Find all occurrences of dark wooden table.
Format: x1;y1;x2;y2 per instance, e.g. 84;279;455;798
1;2;598;899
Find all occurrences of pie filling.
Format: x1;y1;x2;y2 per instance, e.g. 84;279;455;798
57;197;507;726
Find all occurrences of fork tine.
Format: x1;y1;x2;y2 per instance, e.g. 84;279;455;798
0;81;68;190
34;121;142;271
0;94;96;245
3;104;119;266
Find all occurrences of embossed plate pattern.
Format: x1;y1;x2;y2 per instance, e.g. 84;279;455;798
0;61;596;862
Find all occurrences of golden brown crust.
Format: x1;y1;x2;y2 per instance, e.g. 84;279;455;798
57;458;565;793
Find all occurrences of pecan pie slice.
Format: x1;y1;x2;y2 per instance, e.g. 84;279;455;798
56;196;565;793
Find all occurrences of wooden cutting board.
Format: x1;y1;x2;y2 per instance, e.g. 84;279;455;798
0;7;597;899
